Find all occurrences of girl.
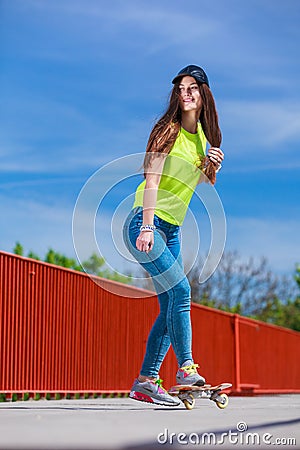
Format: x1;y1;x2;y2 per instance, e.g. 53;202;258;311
123;65;224;406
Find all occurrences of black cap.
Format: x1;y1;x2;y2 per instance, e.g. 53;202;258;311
172;65;209;87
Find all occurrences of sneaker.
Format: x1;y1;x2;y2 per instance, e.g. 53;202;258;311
176;360;206;386
129;378;180;407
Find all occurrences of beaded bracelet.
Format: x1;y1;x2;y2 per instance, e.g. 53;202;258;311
140;224;156;232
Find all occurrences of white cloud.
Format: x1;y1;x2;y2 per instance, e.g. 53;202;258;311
0;92;150;173
0;95;99;172
12;0;225;61
7;0;300;92
1;96;93;140
0;193;75;258
226;216;300;274
24;0;220;36
219;99;300;151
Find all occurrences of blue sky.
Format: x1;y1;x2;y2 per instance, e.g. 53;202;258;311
1;0;300;278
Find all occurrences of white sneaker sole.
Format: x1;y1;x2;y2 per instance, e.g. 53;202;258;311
129;390;180;407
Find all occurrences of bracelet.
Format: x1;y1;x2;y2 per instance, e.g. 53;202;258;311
140;224;156;232
216;163;222;173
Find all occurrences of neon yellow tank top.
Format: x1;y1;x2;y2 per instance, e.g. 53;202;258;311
133;123;207;225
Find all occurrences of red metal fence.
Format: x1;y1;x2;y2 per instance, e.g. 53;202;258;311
0;251;299;399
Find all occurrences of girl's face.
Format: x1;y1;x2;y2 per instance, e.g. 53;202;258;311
178;76;202;114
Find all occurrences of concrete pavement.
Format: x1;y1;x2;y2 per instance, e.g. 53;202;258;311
0;395;299;449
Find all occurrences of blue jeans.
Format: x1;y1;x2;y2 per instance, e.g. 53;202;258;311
123;206;192;377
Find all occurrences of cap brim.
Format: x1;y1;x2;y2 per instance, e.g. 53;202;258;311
172;73;191;84
172;74;209;86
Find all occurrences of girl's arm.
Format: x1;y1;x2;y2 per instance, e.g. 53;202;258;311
136;154;165;253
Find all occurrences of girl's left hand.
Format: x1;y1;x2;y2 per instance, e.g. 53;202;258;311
207;147;224;167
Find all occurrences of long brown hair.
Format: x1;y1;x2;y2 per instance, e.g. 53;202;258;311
143;80;222;184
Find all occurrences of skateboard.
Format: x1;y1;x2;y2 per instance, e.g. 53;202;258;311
168;383;232;410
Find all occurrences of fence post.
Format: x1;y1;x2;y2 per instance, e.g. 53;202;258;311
233;314;241;393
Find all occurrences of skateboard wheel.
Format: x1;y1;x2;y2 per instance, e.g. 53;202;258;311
183;394;195;410
215;393;229;409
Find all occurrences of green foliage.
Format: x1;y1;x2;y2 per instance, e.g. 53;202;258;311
23;392;30;401
82;252;131;284
13;242;23;256
251;297;300;332
27;251;41;261
278;297;300;331
82;253;105;274
45;248;83;271
295;264;300;288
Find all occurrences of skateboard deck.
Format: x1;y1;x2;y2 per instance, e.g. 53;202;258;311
168;382;232;410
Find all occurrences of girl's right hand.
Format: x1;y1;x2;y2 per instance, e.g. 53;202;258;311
136;231;154;253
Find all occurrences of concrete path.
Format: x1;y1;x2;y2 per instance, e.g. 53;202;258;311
0;395;299;449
